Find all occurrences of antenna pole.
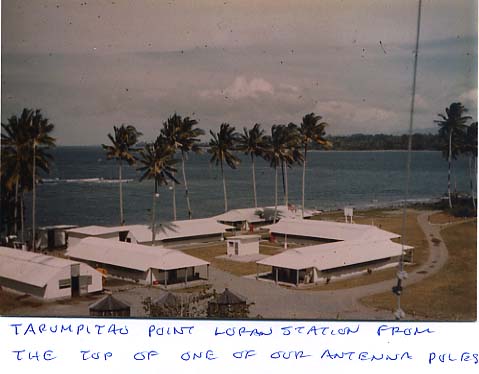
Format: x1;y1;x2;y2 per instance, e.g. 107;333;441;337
395;0;422;320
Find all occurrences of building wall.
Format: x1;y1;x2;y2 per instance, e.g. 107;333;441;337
268;255;400;286
43;266;75;299
79;263;103;293
0;276;46;298
318;256;400;281
1;263;102;299
140;234;223;248
70;258;150;284
227;239;259;256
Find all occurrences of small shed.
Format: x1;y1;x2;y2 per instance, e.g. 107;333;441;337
89;294;130;317
38;225;78;250
207;288;249;318
226;235;260;256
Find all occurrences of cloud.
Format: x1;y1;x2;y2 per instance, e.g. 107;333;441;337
459;89;477;105
314;100;399;134
200;76;275;100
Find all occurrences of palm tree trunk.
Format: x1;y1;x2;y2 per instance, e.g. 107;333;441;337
151;186;156;245
119;160;124;225
221;161;228;212
301;145;307;218
172;178;177;221
448;131;452;209
251;154;257;208
281;161;286;204
470;155;476;209
181;151;193;219
32;143;36;251
275;165;279;222
20;191;25;243
14;179;19;235
284;161;289;207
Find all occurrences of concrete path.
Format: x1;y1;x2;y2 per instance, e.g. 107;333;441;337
207;210;455;320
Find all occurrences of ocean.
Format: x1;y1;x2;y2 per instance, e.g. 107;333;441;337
27;147;471;227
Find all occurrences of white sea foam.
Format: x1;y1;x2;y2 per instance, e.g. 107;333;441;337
42;178;134;184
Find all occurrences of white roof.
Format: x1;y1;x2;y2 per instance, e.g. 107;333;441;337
214;205;313;223
66;225;127;236
264;218;400;241
66;237;209;271
0;246;81;287
257;240;410;271
126;219;232;243
39;225;78;230
67;219;231;242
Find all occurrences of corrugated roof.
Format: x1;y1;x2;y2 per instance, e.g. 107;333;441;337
66;225;126;236
257;239;410;271
89;295;130;311
66;219;231;242
126;219;232;243
214;205;313;223
265;218;400;241
66;237;209;271
0;246;80;287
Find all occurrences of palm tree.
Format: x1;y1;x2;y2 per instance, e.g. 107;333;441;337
237;123;266;208
299;112;331;217
434;102;471;208
208;123;240;212
29;110;55;251
462;122;477;209
160;114;181;220
2;109;55;249
1;109;33;239
137;136;178;244
161;113;204;220
263;125;296;222
102;124;142;225
282;123;303;207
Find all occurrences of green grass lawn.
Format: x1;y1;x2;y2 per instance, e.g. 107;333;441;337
360;220;477;320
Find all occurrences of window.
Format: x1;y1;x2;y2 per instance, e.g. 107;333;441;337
58;279;71;289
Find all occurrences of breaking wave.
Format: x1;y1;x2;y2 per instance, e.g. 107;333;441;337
42;178;134;184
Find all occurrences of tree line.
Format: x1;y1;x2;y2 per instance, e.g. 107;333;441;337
1;102;476;247
324;133;444;151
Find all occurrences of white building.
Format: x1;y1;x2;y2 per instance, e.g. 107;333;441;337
214;205;314;230
66;237;210;287
66;218;231;248
256;218;411;286
37;225;78;250
123;219;232;247
66;225;129;247
0;246;103;299
226;235;260;256
257;239;409;286
265;218;400;245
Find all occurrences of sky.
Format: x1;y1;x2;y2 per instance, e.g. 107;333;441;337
1;0;477;145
